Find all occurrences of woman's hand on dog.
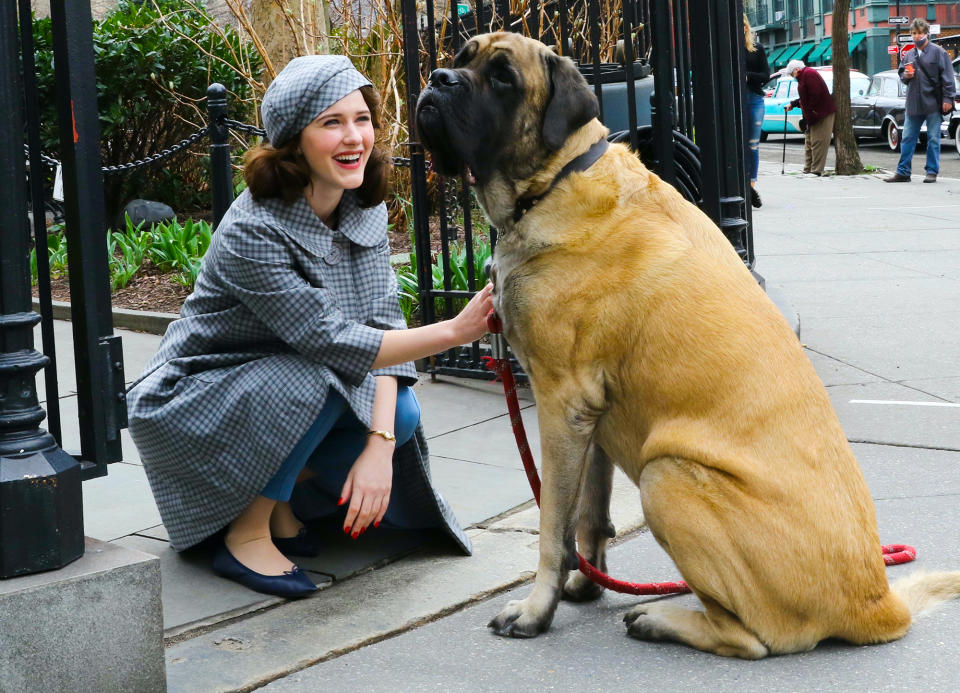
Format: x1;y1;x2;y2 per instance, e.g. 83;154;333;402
452;282;495;344
340;436;395;538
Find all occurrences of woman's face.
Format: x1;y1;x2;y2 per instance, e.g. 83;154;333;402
300;89;374;194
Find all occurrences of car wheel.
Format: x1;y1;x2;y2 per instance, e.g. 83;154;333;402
886;122;901;151
759;131;768;143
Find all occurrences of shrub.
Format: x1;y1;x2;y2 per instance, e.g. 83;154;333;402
398;235;492;326
31;0;261;221
32;216;213;291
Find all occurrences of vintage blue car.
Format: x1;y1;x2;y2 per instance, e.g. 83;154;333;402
760;67;870;140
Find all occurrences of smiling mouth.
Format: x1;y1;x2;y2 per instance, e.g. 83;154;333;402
334;153;363;167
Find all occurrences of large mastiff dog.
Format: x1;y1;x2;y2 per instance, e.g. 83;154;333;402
415;32;960;658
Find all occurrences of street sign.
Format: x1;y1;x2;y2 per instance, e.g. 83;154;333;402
887;45;899;54
930;24;941;35
888;16;909;24
896;34;914;44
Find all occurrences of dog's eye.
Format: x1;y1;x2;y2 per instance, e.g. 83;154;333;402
489;66;514;90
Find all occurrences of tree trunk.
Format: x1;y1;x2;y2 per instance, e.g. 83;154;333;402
249;0;331;81
830;0;863;174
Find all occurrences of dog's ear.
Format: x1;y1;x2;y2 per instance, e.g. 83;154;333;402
542;53;599;151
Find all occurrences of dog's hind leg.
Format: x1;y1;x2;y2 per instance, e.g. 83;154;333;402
624;597;769;659
562;444;616;602
489;393;597;638
623;457;770;659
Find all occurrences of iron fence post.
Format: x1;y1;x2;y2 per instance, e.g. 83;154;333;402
401;0;436;328
689;0;754;268
650;0;676;185
207;83;233;230
0;0;83;578
49;0;124;481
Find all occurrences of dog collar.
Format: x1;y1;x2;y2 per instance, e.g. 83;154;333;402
512;138;609;223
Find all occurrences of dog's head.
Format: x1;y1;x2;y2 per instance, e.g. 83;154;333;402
415;32;599;186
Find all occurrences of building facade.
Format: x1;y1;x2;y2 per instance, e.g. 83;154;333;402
745;1;960;77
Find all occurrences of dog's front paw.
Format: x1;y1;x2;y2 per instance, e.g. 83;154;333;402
488;598;552;638
562;570;605;602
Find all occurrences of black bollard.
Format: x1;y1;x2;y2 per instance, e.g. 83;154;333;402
207;83;234;230
0;0;83;578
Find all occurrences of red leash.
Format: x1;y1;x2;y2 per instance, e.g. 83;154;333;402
482;313;915;596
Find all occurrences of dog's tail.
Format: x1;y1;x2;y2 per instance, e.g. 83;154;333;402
892;571;960;618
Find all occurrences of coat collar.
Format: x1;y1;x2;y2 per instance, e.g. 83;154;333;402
255;191;386;256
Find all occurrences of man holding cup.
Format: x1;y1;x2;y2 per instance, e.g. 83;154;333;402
885;18;955;183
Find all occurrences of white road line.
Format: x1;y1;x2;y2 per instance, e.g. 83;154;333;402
849;399;960;408
867;205;960;210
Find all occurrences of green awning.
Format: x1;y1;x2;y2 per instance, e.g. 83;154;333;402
775;44;801;68
792;42;817;61
822;32;865;61
847;32;866;53
766;45;787;65
807;39;831;64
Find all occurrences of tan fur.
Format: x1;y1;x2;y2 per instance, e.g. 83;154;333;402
420;32;960;656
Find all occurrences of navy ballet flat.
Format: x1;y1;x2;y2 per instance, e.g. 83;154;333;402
212;544;318;598
272;526;323;557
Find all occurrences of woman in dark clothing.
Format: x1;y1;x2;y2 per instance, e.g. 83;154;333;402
743;14;770;209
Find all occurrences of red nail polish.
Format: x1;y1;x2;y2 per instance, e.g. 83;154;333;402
337;497;346;506
352;531;359;539
374;521;380;528
360;527;366;535
343;526;350;534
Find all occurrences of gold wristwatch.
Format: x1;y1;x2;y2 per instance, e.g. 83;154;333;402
367;429;397;443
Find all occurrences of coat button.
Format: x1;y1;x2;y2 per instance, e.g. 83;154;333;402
324;247;343;265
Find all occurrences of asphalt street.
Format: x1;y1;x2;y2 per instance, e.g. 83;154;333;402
759;135;960;178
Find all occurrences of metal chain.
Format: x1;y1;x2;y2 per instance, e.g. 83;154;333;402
100;128;208;174
23;144;61;169
24;127;208;174
443;176;462;238
223;118;266;138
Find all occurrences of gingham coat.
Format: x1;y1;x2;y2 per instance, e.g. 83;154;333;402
126;189;470;554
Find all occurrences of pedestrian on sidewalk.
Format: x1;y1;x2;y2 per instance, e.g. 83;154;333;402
779;59;835;176
743;14;770;209
884;18;955;184
126;55;493;598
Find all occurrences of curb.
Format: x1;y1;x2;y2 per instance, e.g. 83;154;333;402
33;298;178;336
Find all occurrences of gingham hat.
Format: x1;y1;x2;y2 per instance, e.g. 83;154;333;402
261;55;372;147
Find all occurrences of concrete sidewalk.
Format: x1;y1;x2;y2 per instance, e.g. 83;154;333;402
43;162;960;690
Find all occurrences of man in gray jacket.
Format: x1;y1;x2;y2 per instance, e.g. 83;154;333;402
885;18;956;183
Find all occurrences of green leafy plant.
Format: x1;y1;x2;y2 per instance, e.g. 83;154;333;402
32;216;212;291
398;234;492;326
146;218;212;287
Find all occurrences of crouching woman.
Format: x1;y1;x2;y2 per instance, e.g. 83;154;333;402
126;55;492;597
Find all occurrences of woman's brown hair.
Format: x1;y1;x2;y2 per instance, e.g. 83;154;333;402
243;85;391;208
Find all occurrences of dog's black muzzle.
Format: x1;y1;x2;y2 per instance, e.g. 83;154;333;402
416;69;472;176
